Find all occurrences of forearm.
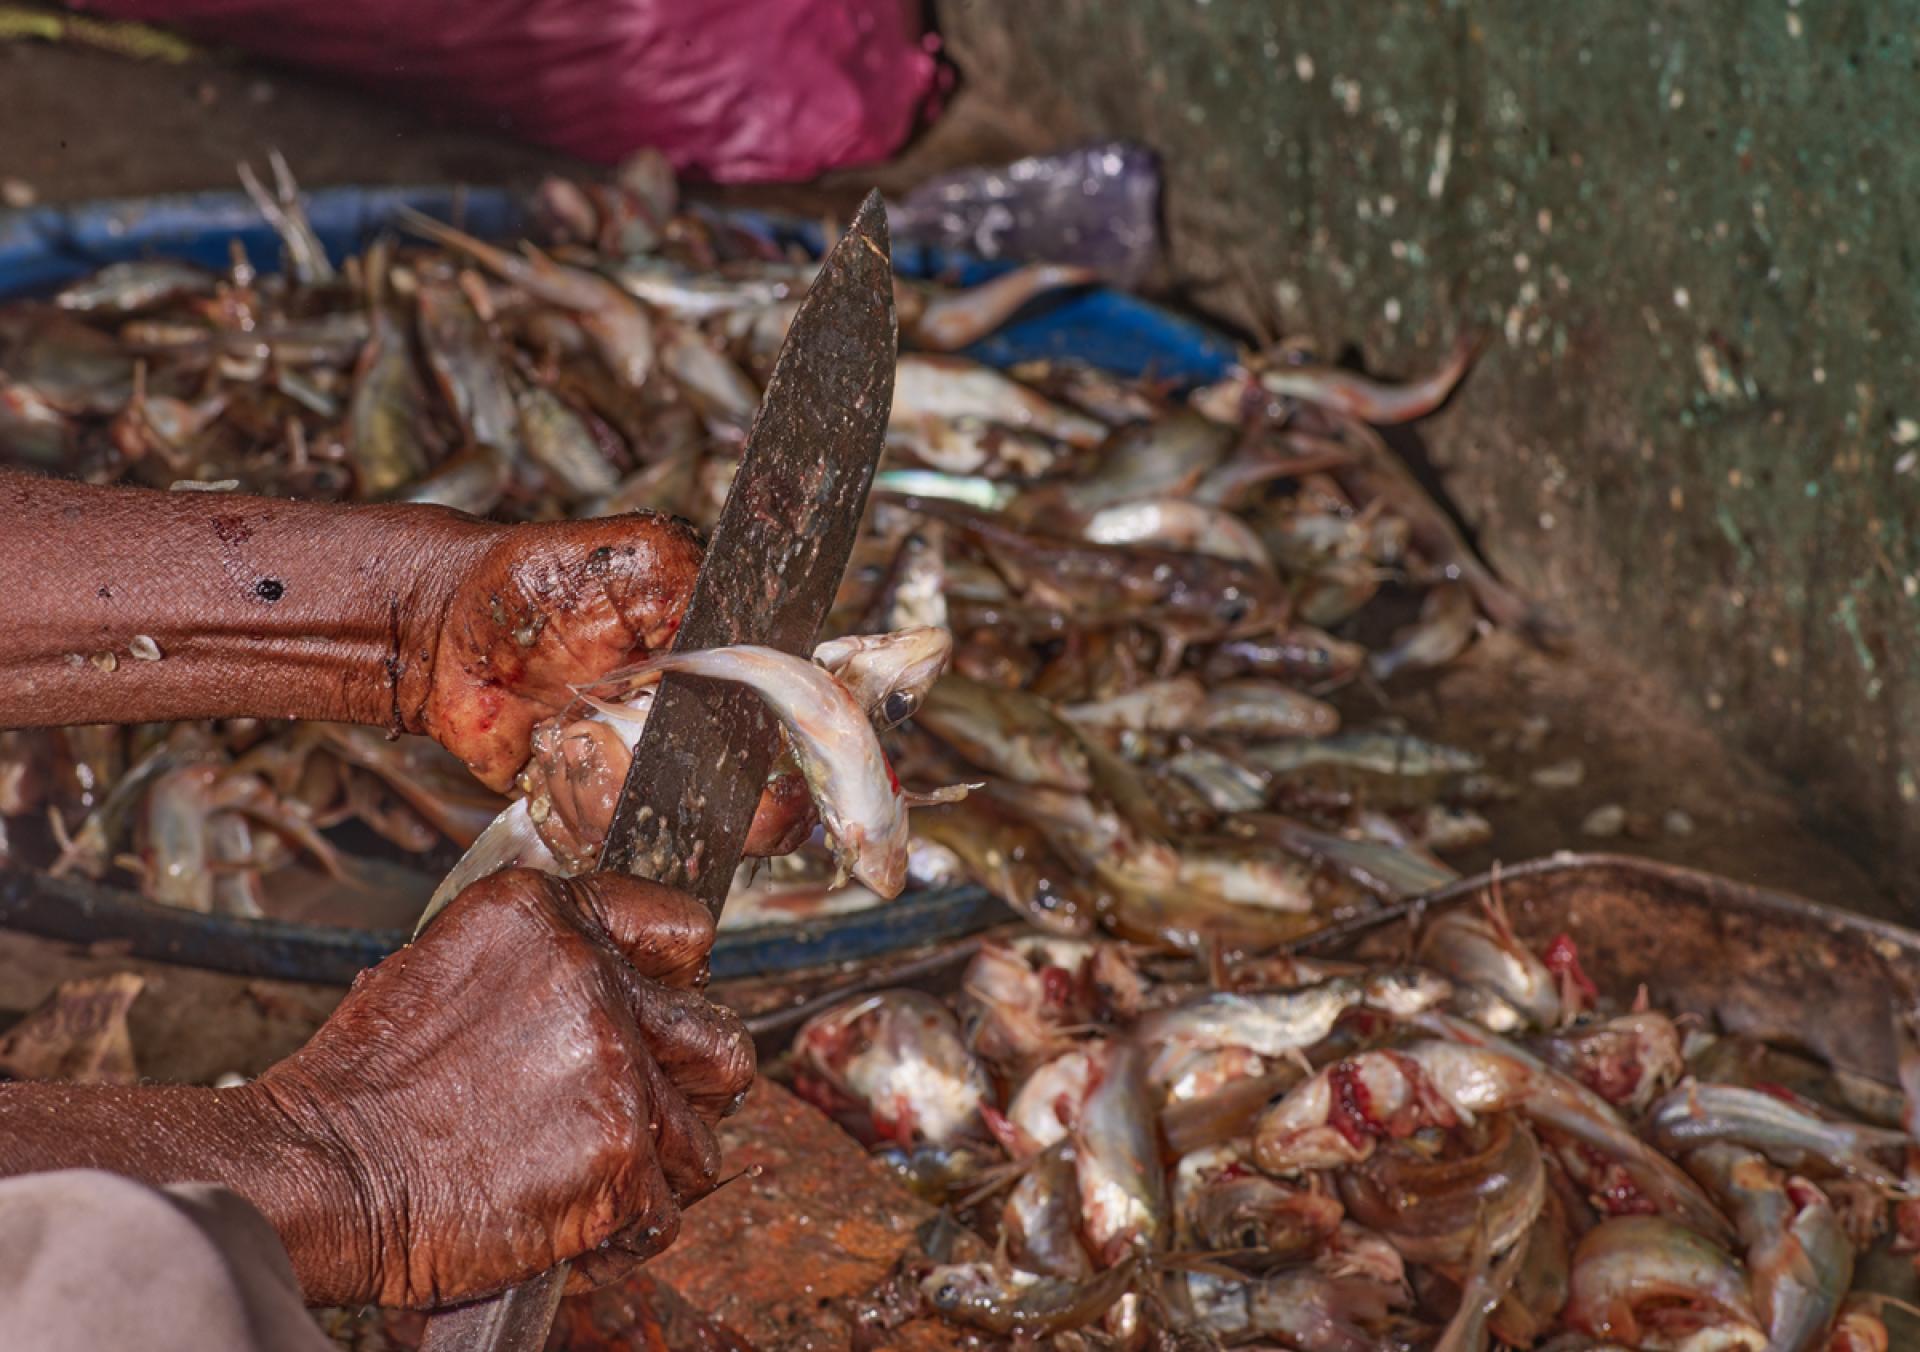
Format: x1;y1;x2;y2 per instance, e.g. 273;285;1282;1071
0;1078;371;1304
0;471;489;734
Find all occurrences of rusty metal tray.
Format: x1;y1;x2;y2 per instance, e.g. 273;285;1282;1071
1297;852;1920;1085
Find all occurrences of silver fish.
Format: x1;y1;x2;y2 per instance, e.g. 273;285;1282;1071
793;989;990;1147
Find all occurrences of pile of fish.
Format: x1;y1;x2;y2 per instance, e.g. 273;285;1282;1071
0;151;1520;940
788;894;1915;1348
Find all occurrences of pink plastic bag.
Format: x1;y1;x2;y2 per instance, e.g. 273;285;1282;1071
70;0;940;182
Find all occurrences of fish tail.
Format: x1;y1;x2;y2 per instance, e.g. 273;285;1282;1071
415;798;555;936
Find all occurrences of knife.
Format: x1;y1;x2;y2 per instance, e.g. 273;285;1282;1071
418;190;897;1352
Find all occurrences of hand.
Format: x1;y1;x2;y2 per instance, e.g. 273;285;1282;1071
249;868;754;1308
405;514;818;854
413;515;702;792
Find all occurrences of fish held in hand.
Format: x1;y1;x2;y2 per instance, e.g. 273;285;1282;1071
579;642;968;897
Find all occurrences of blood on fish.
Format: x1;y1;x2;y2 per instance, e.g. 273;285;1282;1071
1581;1055;1645;1107
1040;965;1075;1008
1544;933;1599;1003
1327;1061;1376;1148
1750;1080;1804;1106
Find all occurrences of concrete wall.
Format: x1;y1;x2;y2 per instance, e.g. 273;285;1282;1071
940;1;1920;900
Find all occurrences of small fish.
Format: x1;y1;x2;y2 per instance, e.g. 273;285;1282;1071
1340;1110;1545;1268
1647;1081;1915;1191
399;206;655;387
892;354;1107;449
893;495;1289;665
514;381;620;501
1138;970;1452;1100
1181;1168;1344;1261
1063;677;1209;733
1686;1145;1851;1352
1420;1012;1737;1246
1247;729;1484;779
1253;1039;1535;1173
657;323;760;431
1254;332;1482;424
610;258;799;320
915;674;1093;790
994;1040;1167;1260
237;151;335;286
1227;812;1458;900
1562;1216;1764;1350
921;1255;1139;1336
53;260;215;315
1027;410;1235;519
395;443;511;515
793;990;991;1147
908;263;1100;351
1202;627;1369;686
349;248;432;496
1197;680;1341;739
1417;896;1562;1029
912;795;1100;936
1081;498;1275;572
1535;1010;1685;1113
415;277;522;463
960;935;1097;1073
1371;580;1478;679
579;645;969;895
1004;1145;1095;1279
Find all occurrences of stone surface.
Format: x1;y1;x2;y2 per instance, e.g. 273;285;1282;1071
937;0;1920;906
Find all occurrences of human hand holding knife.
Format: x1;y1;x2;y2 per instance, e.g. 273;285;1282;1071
415;192;897;1350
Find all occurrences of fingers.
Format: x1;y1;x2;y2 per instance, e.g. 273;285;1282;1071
626;978;757;1123
636;1054;723;1202
743;772;818;858
568;1150;684;1292
564;872;717;987
426;514;702;791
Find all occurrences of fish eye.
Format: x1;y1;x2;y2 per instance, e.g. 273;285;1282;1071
1218;596;1250;624
883;690;919;726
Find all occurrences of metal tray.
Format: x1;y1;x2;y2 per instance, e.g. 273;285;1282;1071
1301;852;1920;1086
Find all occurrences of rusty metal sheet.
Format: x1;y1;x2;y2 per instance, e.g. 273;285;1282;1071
643;1078;956;1350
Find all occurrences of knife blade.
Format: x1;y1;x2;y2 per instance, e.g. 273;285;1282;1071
419;190;897;1351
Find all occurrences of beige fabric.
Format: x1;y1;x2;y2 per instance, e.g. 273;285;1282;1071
0;1169;332;1352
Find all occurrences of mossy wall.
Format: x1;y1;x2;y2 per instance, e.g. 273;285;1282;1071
940;1;1920;900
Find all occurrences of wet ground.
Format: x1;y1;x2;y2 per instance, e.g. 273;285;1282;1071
0;30;1903;1349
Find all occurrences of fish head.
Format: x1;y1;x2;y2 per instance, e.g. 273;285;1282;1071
846;816;909;899
824;625;955;728
921;1263;1005;1317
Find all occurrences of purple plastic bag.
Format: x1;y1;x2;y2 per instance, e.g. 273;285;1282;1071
69;0;940;183
889;142;1163;287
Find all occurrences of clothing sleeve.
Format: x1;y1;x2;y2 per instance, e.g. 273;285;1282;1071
0;1169;334;1352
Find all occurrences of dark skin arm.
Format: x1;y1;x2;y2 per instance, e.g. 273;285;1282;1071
0;870;754;1308
0;470;811;851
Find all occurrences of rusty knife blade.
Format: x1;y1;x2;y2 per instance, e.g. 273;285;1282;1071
597;191;897;898
419;191;896;1352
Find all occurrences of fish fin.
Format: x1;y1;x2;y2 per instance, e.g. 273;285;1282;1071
415;799;552;937
902;782;982;809
572;691;656;722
